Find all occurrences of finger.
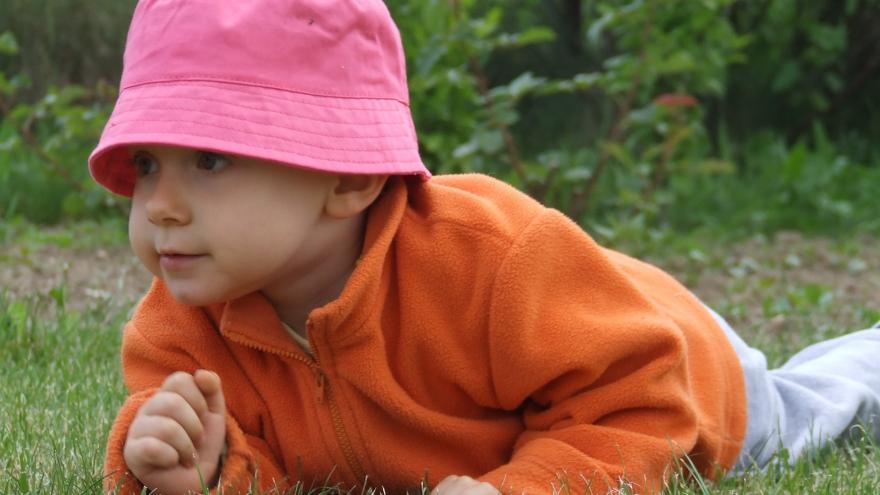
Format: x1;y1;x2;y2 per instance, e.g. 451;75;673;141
161;371;209;417
433;475;499;495
432;475;460;495
140;390;205;443
194;370;226;415
124;435;181;471
475;482;500;495
129;414;198;467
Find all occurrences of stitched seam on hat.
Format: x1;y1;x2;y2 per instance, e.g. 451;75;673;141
104;129;422;163
125;85;403;113
114;98;405;129
108;116;415;147
122;96;404;126
123;79;410;107
111;110;407;139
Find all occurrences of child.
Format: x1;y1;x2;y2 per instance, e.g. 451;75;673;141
90;1;880;494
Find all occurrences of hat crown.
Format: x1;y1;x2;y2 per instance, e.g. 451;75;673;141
122;0;409;102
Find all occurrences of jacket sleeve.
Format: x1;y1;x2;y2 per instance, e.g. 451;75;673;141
103;318;287;495
478;210;701;495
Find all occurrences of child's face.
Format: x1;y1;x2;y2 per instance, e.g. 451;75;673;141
128;144;338;306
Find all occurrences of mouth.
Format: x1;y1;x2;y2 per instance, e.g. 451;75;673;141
158;251;206;271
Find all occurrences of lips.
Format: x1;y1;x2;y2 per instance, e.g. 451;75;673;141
158;250;206;271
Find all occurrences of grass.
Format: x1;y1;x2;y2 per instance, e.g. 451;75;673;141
1;221;879;494
0;292;127;494
0;216;128;250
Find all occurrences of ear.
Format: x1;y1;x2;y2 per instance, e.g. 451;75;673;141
324;174;389;219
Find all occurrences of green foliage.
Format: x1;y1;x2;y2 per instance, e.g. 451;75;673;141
0;0;878;240
0;31;123;224
0;0;135;98
724;0;880;145
391;0;748;224
663;125;880;237
388;0;880;238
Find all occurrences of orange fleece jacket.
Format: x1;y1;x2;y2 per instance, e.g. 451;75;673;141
104;174;746;495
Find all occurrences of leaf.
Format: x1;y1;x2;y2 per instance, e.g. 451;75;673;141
807;90;829;112
772;61;801;93
540;80;575;95
696;159;736;175
845;0;860;15
705;77;724;96
505;72;546;100
824;73;844;93
602;142;634;167
586;12;615;47
563;166;592;181
0;133;19;151
0;73;10;95
571;73;601;90
473;7;502;38
476;129;504;154
656;51;696;75
515;26;556;46
415;37;448;76
452;140;479;159
49;286;66;310
494;106;519;126
0;31;19;55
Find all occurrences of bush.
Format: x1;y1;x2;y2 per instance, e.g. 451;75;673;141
1;0;879;240
0;32;122;223
389;0;880;238
0;0;135;99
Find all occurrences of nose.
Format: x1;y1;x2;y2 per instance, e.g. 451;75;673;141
144;169;192;226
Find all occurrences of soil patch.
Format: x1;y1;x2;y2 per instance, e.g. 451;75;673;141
1;243;151;311
2;232;878;334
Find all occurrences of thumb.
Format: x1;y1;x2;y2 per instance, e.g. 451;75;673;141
191;370;226;483
193;369;226;415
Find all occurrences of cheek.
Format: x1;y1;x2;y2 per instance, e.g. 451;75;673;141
223;194;324;254
216;222;306;265
128;209;160;276
208;211;315;277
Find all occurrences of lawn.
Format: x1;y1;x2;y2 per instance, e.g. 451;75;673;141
2;221;879;494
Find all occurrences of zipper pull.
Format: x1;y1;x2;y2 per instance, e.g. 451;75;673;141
314;368;326;403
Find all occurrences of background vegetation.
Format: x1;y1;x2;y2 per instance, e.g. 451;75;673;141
1;0;879;243
2;0;880;493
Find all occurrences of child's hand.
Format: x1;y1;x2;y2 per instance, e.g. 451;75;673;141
123;370;227;495
432;475;499;495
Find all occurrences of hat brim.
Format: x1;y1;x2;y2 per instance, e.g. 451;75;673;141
89;80;430;197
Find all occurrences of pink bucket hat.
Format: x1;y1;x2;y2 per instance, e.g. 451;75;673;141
89;0;430;197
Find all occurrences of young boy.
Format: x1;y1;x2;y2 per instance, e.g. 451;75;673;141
91;1;880;494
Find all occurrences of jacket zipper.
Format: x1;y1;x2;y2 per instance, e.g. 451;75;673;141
227;330;366;484
307;320;368;484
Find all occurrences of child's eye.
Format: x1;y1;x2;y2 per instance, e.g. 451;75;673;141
196;151;231;172
132;151;158;177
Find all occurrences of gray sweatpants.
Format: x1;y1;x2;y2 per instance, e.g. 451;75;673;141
707;308;880;470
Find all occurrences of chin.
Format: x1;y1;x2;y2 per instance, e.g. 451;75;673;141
167;286;227;307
